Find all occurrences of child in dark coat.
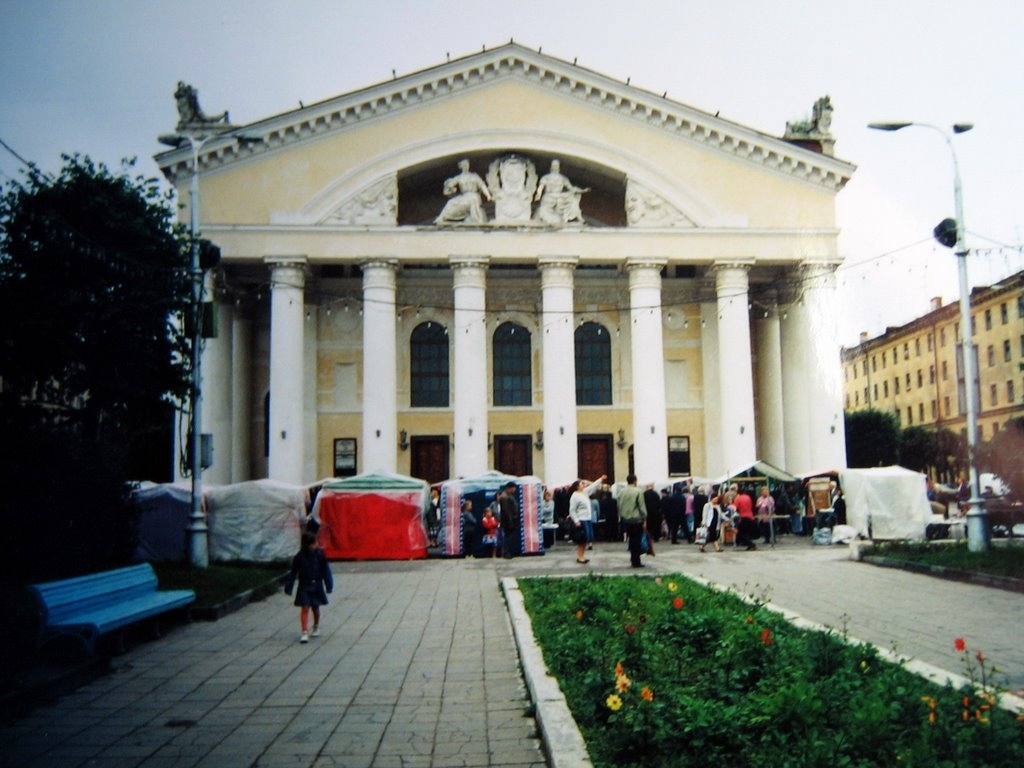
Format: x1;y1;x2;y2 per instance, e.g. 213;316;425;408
284;530;333;643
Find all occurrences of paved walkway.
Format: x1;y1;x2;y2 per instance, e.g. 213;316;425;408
3;536;1022;767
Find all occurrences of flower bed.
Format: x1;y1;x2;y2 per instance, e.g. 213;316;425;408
519;574;1024;768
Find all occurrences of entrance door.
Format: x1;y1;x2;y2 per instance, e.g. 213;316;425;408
410;436;449;484
495;435;532;477
578;435;613;483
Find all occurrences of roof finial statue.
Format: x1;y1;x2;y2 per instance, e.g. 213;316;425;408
783;95;835;156
175;81;231;131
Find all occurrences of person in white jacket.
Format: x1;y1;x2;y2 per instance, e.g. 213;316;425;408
567;474;606;564
699;494;724;553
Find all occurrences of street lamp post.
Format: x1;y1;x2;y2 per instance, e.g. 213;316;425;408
159;127;261;567
868;121;989;552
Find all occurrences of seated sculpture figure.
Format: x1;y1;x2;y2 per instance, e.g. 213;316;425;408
533;160;588;225
175;81;230;129
435;159;493;225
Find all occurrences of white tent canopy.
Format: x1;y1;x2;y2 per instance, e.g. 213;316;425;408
840;466;932;540
714;460;800;486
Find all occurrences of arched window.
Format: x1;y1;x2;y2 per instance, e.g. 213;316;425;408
410;322;449;407
493;322;532;406
575;322;612;405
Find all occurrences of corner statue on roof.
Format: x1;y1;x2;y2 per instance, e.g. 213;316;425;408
784;95;833;138
175;81;231;130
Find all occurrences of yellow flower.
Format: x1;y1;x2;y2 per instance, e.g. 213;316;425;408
668;582;679;592
641;686;654;702
606;694;623;711
616;673;631;692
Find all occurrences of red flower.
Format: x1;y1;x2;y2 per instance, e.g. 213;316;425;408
976;650;985;664
954;637;966;652
760;629;773;646
625;624;637;634
672;597;684;610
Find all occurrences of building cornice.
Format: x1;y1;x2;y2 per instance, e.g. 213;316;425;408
155;43;855;192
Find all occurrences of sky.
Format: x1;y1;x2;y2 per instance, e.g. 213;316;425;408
1;0;1022;346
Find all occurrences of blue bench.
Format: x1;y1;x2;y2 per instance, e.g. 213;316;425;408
29;563;196;656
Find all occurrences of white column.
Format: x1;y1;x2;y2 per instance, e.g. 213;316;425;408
802;261;847;468
699;302;723;477
780;274;812;472
452;257;489;477
713;261;757;472
202;281;233;484
230;306;252;482
266;257;306;483
539;257;579;486
627;258;669;481
361;259;399;474
755;290;786;468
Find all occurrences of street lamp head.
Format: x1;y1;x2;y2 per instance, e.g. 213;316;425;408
952;123;974;134
867;122;913;132
158;133;188;148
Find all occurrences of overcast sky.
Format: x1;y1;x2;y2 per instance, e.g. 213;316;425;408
2;0;1021;345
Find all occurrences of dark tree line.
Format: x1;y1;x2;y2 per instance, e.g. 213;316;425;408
0;155;192;581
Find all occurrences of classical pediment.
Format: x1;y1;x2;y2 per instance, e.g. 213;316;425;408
156;42;855;199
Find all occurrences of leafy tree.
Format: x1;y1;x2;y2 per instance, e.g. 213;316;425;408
898;425;938;473
0;155;191;580
934;427;965;483
978;417;1024;501
844;409;900;467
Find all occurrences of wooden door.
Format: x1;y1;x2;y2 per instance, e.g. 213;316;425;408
495;435;532;477
578;435;613;483
411;436;449;484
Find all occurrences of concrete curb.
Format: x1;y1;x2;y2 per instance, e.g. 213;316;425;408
502;577;593;768
862;555;1024;594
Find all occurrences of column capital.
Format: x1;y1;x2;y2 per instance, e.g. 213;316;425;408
624;256;668;272
709;258;755;274
359;257;399;272
448;255;490;269
263;255;308;269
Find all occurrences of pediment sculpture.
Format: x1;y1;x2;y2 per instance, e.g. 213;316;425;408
323;176;398;226
625;179;694;228
434;155;587;227
487;155;537;223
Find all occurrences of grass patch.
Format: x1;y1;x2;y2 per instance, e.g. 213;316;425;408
519;573;1024;768
871;540;1024;580
152;561;287;608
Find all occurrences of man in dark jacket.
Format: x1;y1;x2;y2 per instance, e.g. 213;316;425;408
644;484;662;541
498;482;520;558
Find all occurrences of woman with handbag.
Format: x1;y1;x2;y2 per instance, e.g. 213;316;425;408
698;494;724;553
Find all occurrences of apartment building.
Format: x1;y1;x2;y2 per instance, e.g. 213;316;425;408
842;271;1024;441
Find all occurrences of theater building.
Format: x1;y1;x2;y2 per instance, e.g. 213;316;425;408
156;43;854;487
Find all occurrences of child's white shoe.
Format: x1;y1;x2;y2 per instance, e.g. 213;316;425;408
300;632;309;643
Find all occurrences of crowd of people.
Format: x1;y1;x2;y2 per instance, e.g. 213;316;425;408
435;473;840;564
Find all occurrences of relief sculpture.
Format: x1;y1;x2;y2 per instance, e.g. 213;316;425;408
486;155;537;224
434;159;493;224
532;159;588;225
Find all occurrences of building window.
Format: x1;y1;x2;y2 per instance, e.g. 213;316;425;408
987;345;995;367
1007;380;1015;403
575;321;612;405
862;360;868;376
990;383;998;407
872;355;877;372
492;322;532;406
883;381;889;397
915;338;921;357
907;406;913;425
873;384;879;400
984;308;992;330
1018;294;1024;318
940;327;947;347
1004;339;1012;362
894;378;900;395
944;395;951;416
668;436;691;475
1001;302;1008;324
1020;335;1024;357
919;403;925;422
927;333;934;352
854;391;860;406
333;438;357;477
929;365;935;384
906;373;911;390
931;400;937;419
942;361;949;381
881;352;886;369
903;343;909;360
410;322;449;407
864;386;869;403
